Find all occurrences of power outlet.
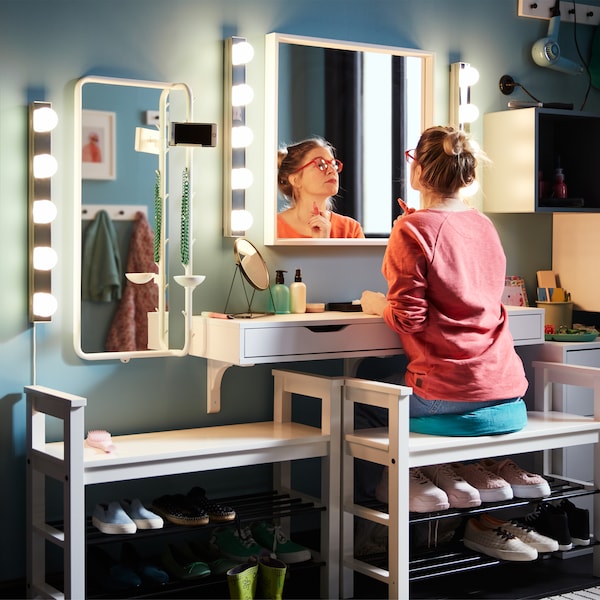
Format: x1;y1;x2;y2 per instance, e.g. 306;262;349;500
518;0;600;25
145;110;160;125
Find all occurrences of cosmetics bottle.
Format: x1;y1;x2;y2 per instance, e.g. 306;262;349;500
553;167;568;199
290;269;307;314
270;270;290;314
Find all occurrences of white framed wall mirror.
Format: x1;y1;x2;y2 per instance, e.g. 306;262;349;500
264;33;434;246
73;75;199;361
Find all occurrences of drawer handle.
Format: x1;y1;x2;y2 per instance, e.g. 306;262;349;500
305;325;348;333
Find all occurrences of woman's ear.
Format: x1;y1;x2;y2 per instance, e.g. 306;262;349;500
288;172;300;189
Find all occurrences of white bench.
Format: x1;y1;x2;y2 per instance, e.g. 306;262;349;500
340;360;600;599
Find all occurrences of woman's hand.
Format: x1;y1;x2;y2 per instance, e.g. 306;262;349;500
308;202;332;238
360;290;388;316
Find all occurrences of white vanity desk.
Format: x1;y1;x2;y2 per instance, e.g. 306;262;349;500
189;306;545;413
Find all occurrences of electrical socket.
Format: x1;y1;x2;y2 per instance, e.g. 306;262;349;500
518;0;600;25
145;110;160;125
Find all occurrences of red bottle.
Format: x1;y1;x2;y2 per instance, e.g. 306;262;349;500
553;168;567;199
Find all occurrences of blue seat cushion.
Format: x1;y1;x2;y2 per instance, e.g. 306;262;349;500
409;399;527;437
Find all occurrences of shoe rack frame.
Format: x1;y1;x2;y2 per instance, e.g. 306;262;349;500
25;369;342;600
339;360;600;599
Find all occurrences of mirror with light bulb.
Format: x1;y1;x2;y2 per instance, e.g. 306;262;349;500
74;76;201;361
264;33;434;246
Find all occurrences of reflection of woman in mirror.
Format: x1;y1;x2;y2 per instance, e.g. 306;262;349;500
277;137;364;238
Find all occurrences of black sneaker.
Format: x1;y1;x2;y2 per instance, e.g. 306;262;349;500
558;499;591;547
520;501;572;551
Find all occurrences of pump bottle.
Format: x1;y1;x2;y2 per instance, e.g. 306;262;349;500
290;269;307;314
270;270;290;314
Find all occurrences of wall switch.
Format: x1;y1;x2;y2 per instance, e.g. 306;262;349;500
145;110;160;125
518;0;600;26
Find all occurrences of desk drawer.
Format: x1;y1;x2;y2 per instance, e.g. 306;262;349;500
508;310;544;345
243;322;400;359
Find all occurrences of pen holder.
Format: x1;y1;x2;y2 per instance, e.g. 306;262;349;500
536;301;573;329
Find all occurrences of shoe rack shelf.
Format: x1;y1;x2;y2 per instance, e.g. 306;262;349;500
340;361;600;600
79;491;326;599
25;369;341;600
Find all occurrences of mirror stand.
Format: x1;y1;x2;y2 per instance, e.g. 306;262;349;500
223;265;274;318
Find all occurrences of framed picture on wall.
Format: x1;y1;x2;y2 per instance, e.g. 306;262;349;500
81;109;116;180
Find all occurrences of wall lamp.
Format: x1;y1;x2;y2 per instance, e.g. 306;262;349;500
449;62;479;132
29;101;59;322
224;36;255;237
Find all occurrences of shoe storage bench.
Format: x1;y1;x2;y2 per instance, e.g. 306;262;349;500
25;369;341;600
340;360;600;599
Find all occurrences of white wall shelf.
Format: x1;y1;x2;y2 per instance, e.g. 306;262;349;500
518;0;600;26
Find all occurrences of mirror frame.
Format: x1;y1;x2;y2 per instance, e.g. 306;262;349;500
264;33;434;246
73;75;198;362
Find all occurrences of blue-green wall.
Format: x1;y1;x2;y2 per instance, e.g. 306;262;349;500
2;0;600;583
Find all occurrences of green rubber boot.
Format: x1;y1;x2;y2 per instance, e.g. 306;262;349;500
227;562;258;600
258;556;287;600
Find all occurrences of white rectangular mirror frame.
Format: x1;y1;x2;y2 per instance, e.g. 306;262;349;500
264;33;434;246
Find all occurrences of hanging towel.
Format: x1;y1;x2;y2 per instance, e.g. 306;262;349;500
82;210;123;302
106;211;158;352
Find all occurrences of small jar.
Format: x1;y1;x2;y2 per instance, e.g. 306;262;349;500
553;168;568;199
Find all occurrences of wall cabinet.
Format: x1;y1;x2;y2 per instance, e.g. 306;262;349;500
483;108;600;213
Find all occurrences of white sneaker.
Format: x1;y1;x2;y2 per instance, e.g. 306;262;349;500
463;518;538;561
479;513;559;553
451;462;513;502
421;464;481;508
409;468;450;513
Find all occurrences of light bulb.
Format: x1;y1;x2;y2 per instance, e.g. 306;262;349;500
32;200;57;224
459;103;479;124
231;168;253;190
459;65;480;88
33;154;58;178
230;209;254;232
231;83;254;107
32;107;58;132
231;126;253;148
33;247;58;271
231;41;254;65
32;292;58;318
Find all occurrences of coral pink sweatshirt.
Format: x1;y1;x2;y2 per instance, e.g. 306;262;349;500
277;211;364;238
382;208;528;402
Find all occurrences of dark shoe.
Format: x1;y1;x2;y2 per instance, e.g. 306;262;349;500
559;498;591;546
520;501;572;551
120;542;169;586
187;486;237;522
87;545;142;592
161;543;211;580
151;494;209;526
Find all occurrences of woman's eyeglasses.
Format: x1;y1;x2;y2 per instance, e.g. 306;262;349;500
405;149;417;164
294;157;344;174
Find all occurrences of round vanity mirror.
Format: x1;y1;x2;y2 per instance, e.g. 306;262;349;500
234;238;269;290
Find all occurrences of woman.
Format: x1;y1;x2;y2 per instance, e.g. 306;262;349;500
277;137;364;238
361;125;528;417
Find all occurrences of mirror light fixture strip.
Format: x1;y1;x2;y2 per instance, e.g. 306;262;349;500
449;62;480;132
29;101;59;322
224;36;254;237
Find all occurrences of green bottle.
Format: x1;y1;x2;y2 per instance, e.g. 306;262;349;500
269;270;290;314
